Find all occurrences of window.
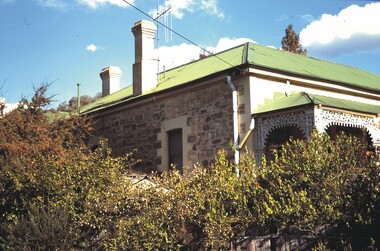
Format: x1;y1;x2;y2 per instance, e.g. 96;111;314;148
168;129;183;172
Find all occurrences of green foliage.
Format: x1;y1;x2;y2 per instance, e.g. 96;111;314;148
0;138;139;249
0;83;92;222
104;150;276;250
102;132;379;249
166;152;259;250
0;84;138;249
1;201;78;251
1;83;379;250
259;131;380;246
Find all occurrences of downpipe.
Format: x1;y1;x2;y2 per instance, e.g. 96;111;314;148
226;75;240;164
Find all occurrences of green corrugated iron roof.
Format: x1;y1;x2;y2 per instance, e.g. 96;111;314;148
80;44;246;114
254;92;380;115
80;85;134;114
247;43;380;92
81;42;380;114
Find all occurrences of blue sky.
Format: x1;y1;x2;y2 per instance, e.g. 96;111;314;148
1;0;380;108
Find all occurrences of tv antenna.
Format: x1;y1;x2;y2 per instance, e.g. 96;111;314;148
154;0;173;74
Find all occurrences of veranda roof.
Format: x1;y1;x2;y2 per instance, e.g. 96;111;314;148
254;92;380;116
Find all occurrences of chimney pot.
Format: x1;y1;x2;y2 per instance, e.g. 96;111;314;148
100;66;122;97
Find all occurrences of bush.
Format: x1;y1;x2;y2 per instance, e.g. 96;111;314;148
0;84;138;249
1;84;379;250
1;201;77;251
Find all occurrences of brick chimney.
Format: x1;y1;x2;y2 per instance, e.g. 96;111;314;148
131;20;157;96
100;66;122;97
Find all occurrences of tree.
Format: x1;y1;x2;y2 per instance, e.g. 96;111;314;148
0;83;92;165
57;93;101;112
0;84;138;249
281;24;307;55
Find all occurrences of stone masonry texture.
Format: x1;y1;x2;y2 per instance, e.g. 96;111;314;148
91;80;234;172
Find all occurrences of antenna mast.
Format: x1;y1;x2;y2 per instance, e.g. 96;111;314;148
154;0;172;75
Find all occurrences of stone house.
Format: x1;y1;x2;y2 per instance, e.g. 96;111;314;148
81;19;380;173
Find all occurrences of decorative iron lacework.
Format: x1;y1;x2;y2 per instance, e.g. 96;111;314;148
256;108;380;151
314;108;380;145
256;109;314;150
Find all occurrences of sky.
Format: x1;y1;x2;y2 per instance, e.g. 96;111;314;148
1;0;380;109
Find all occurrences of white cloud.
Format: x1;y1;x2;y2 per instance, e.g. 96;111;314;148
300;2;380;56
4;103;18;114
200;0;224;19
157;43;200;71
206;37;253;54
170;0;195;18
86;44;98;52
36;0;67;10
77;0;133;9
151;0;224;19
157;37;254;71
0;98;18;114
